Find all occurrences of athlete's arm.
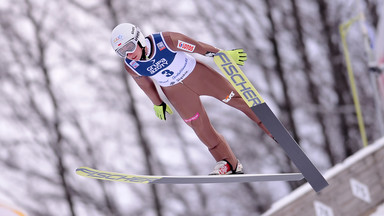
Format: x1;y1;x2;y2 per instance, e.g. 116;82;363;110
162;32;220;56
162;32;247;65
124;64;163;106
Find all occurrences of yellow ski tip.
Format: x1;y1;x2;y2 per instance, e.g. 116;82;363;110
76;167;161;184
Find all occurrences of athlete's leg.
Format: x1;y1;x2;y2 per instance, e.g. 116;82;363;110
161;83;238;168
191;62;273;138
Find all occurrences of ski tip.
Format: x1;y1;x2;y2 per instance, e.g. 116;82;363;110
75;167;161;184
75;166;94;176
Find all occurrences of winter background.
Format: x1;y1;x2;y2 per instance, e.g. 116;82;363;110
0;0;383;215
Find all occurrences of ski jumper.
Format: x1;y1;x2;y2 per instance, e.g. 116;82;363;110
124;32;271;168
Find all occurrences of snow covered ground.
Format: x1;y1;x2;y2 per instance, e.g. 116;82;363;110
369;203;384;216
262;137;384;216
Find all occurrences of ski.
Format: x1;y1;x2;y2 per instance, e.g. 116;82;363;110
76;167;304;184
214;51;329;192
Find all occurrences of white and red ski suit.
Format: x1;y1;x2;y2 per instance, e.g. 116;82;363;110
124;31;271;168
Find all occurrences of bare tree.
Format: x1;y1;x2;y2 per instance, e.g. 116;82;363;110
288;0;337;165
0;0;382;215
316;0;362;157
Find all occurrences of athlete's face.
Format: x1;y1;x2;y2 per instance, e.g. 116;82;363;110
126;45;142;61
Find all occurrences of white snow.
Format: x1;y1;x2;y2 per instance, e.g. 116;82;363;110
370;203;384;216
324;137;384;179
262;137;384;216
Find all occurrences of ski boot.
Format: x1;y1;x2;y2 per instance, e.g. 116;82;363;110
209;159;244;175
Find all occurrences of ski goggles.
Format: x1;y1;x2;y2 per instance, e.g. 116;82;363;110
115;39;137;58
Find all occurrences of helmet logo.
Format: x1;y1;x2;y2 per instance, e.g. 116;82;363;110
134;31;140;42
113;35;123;46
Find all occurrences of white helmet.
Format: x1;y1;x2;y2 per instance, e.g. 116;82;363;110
110;23;146;58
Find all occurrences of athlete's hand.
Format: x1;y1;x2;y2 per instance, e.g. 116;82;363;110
226;49;247;66
153;102;173;120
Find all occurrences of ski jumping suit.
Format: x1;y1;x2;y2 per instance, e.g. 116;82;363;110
124;32;271;168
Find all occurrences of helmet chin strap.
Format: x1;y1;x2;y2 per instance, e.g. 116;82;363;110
140;37;153;61
140;47;147;61
138;41;149;61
